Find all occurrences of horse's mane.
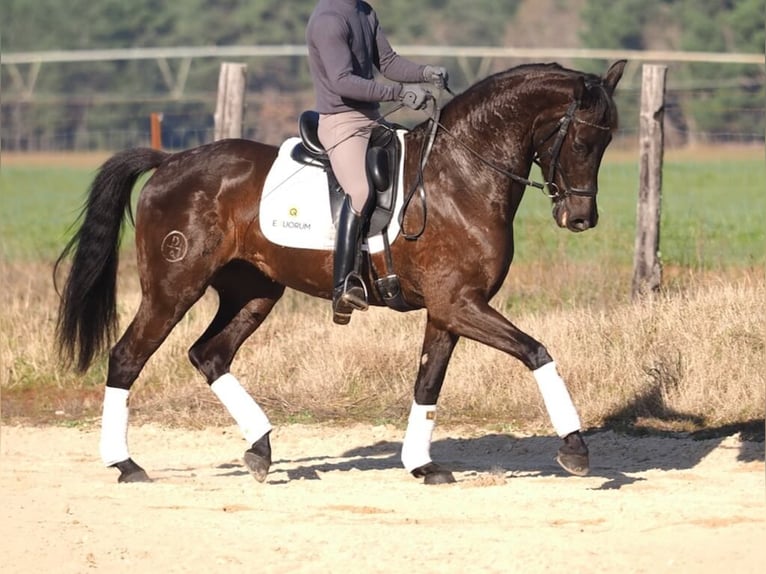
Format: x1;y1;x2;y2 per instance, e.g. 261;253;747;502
434;62;614;133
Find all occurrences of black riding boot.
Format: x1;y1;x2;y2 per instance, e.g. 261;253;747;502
332;196;369;325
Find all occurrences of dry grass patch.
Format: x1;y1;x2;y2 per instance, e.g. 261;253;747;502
1;257;763;436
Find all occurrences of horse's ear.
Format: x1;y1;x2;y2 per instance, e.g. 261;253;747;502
602;60;627;96
573;76;587;102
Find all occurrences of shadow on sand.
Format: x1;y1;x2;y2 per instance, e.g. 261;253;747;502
215;382;763;488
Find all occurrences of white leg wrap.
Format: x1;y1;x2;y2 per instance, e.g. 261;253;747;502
401;402;437;472
100;387;130;466
210;373;272;445
533;361;581;437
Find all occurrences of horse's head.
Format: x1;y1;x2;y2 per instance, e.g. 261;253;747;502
532;60;626;232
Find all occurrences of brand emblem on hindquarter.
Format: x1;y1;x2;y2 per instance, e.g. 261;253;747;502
161;230;188;262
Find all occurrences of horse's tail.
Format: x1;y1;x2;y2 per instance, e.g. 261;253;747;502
54;147;169;373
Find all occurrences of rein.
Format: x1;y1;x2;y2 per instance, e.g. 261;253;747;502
436;98;599;200
397;97;441;239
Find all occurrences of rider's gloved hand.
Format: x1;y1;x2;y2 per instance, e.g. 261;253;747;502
422;65;449;89
399;84;431;110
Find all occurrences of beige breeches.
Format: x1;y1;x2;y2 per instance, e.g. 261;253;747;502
318;109;380;213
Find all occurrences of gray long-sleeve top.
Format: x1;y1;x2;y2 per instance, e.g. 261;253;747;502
306;0;426;114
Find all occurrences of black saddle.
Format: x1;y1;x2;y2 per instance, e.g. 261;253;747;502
290;111;402;237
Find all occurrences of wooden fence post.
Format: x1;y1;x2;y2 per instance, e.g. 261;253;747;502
0;31;3;168
631;64;667;299
214;62;247;140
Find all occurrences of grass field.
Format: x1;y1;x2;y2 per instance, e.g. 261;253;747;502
2;147;764;267
1;147;764;432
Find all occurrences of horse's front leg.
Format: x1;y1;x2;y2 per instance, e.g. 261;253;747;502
532;362;589;476
442;297;589;476
402;320;459;485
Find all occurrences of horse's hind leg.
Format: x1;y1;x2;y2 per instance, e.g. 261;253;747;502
187;262;285;482
102;288;206;483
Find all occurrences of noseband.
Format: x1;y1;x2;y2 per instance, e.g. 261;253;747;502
533;99;611;201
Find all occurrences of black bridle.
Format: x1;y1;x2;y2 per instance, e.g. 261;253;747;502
427;96;611;202
396;91;611;238
532;99;611;201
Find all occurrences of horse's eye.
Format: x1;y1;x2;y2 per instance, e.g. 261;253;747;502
572;139;588;154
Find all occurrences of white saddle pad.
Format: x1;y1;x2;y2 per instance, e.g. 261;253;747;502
259;132;406;253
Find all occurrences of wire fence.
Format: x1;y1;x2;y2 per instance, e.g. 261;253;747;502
1;55;763;152
3;95;764;154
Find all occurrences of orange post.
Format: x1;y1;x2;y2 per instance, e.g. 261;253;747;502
150;113;163;149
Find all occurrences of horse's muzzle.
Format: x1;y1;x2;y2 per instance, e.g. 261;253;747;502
553;201;598;232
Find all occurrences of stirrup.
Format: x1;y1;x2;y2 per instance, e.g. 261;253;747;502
332;272;369;325
339;271;369;311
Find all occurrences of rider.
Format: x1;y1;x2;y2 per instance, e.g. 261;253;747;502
306;0;448;325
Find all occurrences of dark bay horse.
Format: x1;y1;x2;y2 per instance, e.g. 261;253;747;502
55;60;626;484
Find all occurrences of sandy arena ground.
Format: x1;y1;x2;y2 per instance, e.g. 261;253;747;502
1;423;763;573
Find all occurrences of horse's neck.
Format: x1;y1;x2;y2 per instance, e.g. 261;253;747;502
434;107;537;219
465;87;545;152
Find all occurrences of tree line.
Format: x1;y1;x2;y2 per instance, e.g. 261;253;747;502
1;0;763;150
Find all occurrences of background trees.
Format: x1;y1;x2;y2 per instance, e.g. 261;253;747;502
1;0;763;150
578;0;764;144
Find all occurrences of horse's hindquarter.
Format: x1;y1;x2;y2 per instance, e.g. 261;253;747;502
135;139;278;273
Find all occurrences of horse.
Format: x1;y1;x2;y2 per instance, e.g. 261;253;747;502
55;60;626;485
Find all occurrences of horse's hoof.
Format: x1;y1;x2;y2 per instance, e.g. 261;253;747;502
557;433;590;476
411;462;456;485
244;432;272;482
243;451;271;482
112;458;151;483
556;451;590;476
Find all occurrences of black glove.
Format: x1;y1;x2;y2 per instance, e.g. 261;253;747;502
399;84;430;110
422;65;449;89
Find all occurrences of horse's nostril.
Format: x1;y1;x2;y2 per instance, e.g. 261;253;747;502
570;219;590;232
